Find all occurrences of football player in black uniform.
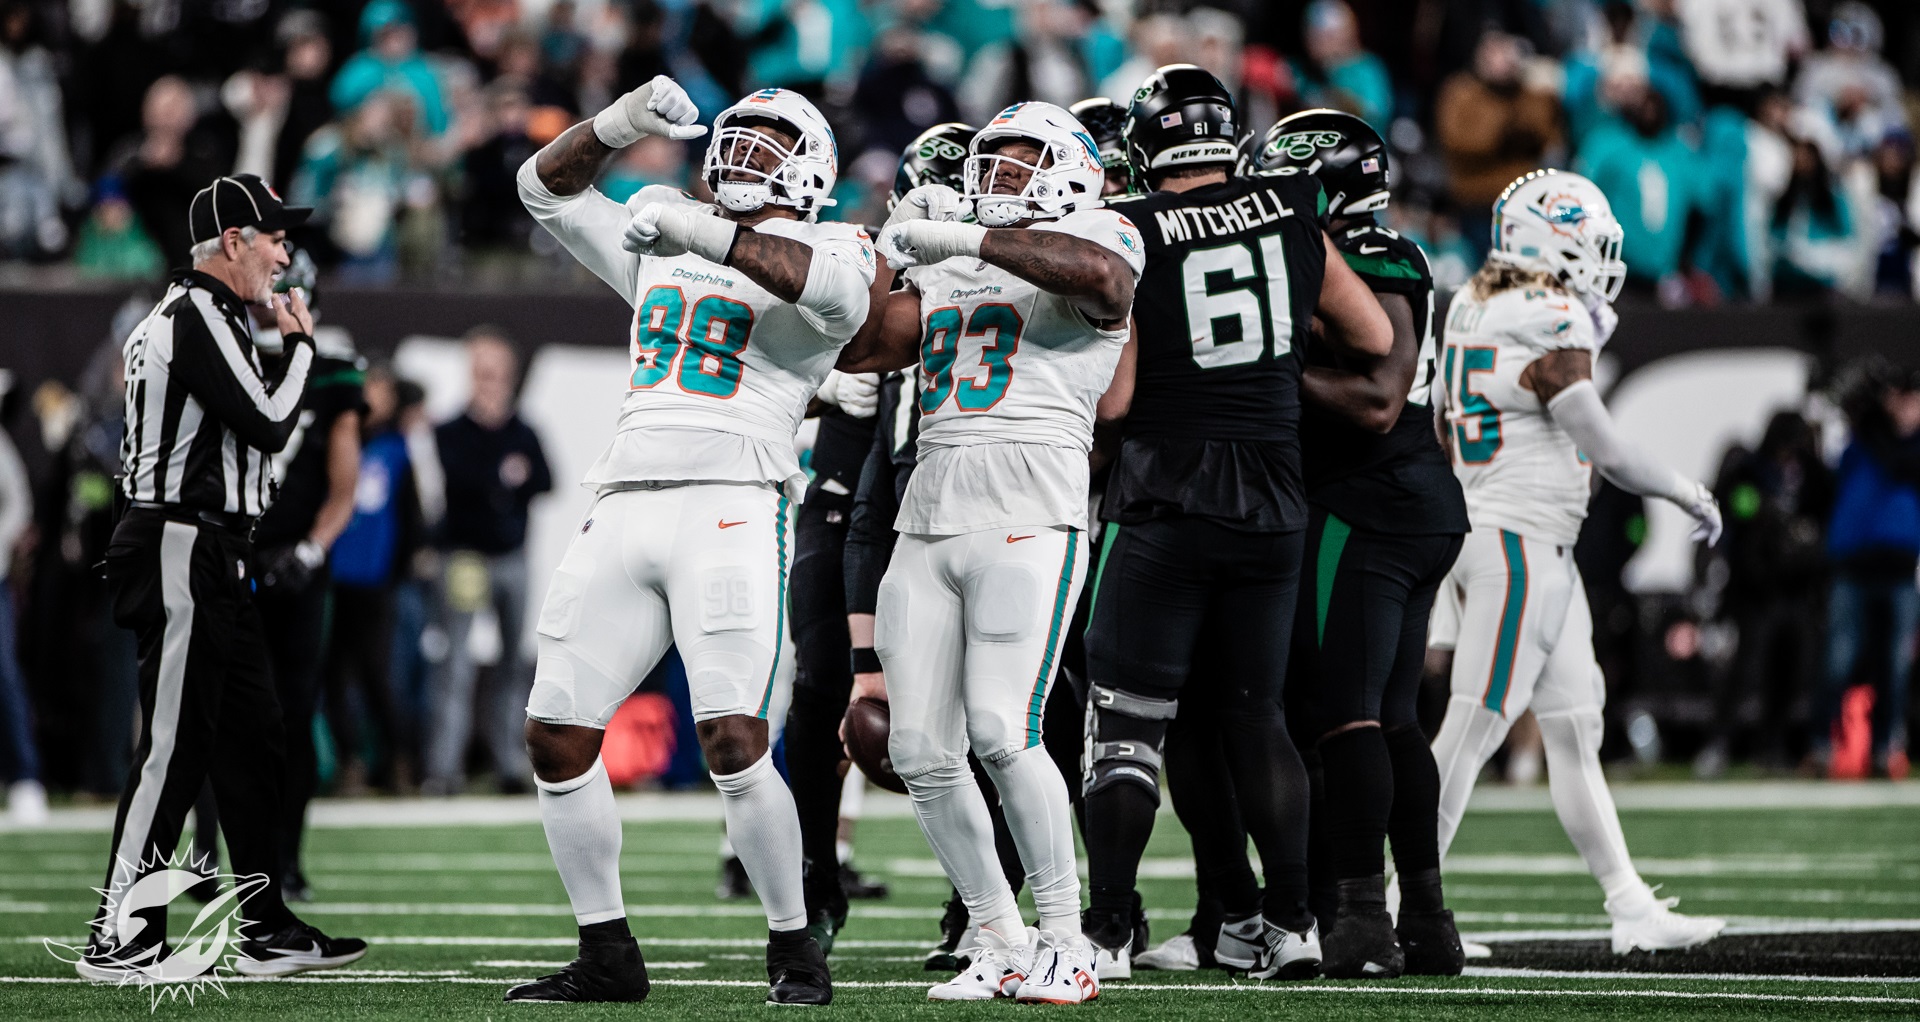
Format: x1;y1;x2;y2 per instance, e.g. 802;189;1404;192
1261;110;1470;977
1081;65;1392;979
781;122;975;950
1068;98;1137;198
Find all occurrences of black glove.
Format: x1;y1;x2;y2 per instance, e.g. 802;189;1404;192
258;540;325;593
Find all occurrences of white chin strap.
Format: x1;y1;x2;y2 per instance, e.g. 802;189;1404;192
965;151;1064;229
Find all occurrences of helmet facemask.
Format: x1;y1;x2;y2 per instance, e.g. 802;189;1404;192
964;137;1088;228
702;119;832;216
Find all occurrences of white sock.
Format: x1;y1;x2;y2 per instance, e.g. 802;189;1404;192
904;760;1025;939
710;753;808;932
1430;696;1513;859
1537;710;1654;912
982;745;1082;937
536;758;626;925
841;765;867;818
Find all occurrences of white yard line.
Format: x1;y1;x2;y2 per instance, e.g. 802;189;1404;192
6;974;1918;1005
1464;967;1920;984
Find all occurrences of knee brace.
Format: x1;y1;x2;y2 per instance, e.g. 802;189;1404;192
1083;684;1178;802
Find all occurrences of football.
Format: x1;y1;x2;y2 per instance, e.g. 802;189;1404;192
842;697;908;795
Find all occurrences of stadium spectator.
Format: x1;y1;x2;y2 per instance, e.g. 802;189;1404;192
292;91;418;284
851;27;964;168
423;329;550;796
71;177;164;281
1768;135;1869;298
0;377;43;824
1564;1;1701;146
1295;0;1391;128
1870;133;1920;299
1677;0;1809;113
1698;412;1833;776
111;76;234;267
1794;2;1906;161
331;0;451;137
957;0;1094;125
459;83;540;252
1098;13;1187;105
1811;366;1920;779
327;365;427;793
0;0;77;259
493;30;579;116
1436;31;1562;261
1576;72;1701;296
740;0;873;99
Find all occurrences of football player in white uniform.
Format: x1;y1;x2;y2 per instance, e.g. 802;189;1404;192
836;101;1144;1004
511;78;878;1005
1431;169;1726;954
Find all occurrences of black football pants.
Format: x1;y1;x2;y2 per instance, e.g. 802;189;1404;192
96;510;297;944
783;498;857;916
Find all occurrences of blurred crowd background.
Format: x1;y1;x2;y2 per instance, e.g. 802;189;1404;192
0;0;1912;301
0;0;1919;823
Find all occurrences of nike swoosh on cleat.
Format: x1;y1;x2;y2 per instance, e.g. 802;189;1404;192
1006;534;1036;543
718;520;748;529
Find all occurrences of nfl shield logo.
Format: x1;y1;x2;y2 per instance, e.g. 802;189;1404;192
1361;157;1380;173
1159;112;1183;128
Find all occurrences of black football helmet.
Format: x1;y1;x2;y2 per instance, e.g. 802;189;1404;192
1256;108;1390;218
890;122;975;210
1124;64;1238;183
1068;97;1137;196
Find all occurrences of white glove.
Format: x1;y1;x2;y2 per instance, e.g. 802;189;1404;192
884;184;966;231
1584;292;1618;348
593;75;707;149
1680;480;1723;546
817;370;881;418
623;201;739;262
876;219;987;270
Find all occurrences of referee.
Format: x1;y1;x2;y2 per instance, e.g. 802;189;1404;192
79;174;365;981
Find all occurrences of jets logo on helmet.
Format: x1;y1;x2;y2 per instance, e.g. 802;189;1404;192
963;102;1103;228
891;122;976;212
702;88;839;220
1267;131;1343;163
1490;169;1627;302
1257;109;1391;217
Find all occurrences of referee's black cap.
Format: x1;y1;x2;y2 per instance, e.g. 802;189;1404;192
189;174;312;243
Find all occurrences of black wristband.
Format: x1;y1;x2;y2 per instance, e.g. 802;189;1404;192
850;647;882;675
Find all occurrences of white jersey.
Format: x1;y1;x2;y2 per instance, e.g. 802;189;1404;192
1439;284;1596;546
517;165;876;501
895;207;1145;535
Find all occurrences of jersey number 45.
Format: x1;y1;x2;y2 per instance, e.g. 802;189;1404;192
630;285;755;399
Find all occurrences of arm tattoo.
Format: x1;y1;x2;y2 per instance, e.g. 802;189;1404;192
1523;348;1593;404
534;121;620;196
726;228;813;303
978;229;1132;321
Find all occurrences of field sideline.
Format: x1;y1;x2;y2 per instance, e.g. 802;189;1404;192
1;781;1915;1020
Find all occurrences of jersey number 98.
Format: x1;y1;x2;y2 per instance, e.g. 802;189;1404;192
630;286;755;399
919;303;1022;414
1182;235;1294;368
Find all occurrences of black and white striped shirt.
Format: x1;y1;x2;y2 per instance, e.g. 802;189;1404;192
121;271;313;518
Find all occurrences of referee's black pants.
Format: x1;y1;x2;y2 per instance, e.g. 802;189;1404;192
96;510;297;943
782;497;856;917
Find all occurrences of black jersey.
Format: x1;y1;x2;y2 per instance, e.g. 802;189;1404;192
1300;221;1470;535
1102;170;1329;532
255;351;366;547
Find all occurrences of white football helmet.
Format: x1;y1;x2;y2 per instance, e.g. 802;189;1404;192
702;88;838;220
1490;169;1627;302
963;102;1104;228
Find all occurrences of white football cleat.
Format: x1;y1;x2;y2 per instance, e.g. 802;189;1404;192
1015;932;1100;1004
1462;939;1493;960
927;926;1034;1001
1133;933;1201;971
1092;938;1130;981
1608;897;1725;954
1214;914;1265;970
1249;920;1322;980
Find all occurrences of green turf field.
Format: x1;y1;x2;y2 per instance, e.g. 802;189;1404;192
2;785;1917;1020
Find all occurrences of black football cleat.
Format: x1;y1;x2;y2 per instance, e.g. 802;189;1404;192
925;890;971;972
233;919;368;977
766;930;832;1005
504;938;650;1002
1322;876;1404;978
839;863;889;900
1397;908;1465;976
717;855;753;900
1083;905;1134;981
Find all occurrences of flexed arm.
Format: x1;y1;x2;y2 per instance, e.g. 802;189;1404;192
875;219;1135;324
